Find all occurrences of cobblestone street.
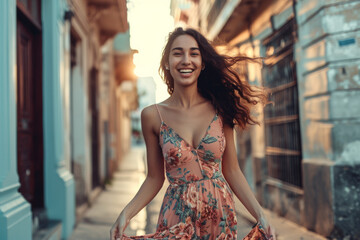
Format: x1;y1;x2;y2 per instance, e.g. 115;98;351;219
70;145;325;240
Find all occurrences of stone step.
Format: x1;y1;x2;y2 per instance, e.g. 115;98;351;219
33;219;62;240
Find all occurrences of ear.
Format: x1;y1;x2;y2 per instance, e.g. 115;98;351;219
201;65;205;70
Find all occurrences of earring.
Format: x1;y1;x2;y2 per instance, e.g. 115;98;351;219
165;66;169;70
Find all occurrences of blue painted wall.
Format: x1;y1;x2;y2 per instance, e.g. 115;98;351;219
0;0;32;239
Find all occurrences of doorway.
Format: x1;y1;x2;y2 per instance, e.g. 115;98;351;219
16;0;44;209
89;67;101;188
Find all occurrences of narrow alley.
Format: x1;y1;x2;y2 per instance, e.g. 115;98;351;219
1;1;360;240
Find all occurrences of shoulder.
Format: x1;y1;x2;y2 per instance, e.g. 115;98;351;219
141;104;162;133
141;104;157;118
141;104;162;123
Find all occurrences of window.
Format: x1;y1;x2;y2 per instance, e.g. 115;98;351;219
262;19;303;188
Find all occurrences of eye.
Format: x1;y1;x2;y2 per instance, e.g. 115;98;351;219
173;52;182;56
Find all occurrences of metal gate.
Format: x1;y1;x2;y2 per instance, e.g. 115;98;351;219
262;19;303;188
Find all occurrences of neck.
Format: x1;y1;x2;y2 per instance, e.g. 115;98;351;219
169;85;204;108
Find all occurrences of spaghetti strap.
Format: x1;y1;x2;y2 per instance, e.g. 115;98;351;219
155;104;163;122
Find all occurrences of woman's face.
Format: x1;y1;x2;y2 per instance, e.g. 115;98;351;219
167;34;203;89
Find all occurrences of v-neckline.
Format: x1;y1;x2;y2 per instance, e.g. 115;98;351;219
161;112;218;150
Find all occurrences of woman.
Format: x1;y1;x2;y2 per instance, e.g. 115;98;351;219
110;27;276;240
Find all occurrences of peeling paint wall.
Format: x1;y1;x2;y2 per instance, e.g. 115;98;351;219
296;0;360;237
297;0;360;162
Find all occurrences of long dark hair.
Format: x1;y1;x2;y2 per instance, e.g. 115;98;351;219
159;27;268;129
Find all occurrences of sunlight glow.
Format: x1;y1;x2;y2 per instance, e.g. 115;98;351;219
127;0;174;102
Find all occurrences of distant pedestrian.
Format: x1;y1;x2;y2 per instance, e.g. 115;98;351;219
110;27;276;240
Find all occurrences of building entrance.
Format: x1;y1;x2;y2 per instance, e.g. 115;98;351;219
16;0;43;209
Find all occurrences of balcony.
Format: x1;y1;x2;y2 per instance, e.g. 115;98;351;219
87;0;129;45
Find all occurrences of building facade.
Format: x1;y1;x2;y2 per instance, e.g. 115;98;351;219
171;0;360;238
0;0;135;239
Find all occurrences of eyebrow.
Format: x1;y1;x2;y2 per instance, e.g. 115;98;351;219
171;47;200;51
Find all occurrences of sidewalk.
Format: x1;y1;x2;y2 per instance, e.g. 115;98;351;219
69;145;326;240
69;146;147;240
235;200;326;240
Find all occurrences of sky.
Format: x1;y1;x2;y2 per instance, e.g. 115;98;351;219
127;0;175;102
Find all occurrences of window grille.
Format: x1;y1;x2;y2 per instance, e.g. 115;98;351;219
262;19;303;188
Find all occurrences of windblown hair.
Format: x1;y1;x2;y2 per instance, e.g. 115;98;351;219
159;27;268;129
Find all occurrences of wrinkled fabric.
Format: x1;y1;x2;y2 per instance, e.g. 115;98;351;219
243;223;268;240
122;113;238;240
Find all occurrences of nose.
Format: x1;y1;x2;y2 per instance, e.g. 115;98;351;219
182;53;191;65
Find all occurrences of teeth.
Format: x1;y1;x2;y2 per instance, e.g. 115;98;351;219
179;69;193;73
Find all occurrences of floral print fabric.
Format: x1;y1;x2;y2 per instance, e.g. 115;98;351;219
122;109;238;240
242;223;267;240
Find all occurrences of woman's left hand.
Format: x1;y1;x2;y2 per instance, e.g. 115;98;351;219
258;216;276;240
110;211;129;240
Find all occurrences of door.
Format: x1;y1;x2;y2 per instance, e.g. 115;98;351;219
90;68;101;188
16;3;43;208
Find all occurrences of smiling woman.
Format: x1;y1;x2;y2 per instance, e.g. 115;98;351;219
110;27;275;240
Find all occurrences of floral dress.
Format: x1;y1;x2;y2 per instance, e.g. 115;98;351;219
122;104;237;240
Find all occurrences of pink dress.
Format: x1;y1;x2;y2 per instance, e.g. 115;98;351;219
122;104;237;240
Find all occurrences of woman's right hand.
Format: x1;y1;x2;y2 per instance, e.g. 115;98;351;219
258;216;276;240
110;211;129;240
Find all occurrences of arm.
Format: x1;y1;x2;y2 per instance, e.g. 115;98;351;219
111;106;165;239
222;124;275;239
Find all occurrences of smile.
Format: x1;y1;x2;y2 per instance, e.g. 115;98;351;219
178;69;194;73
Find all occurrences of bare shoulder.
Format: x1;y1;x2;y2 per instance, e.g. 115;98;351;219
141;104;161;134
141;104;157;119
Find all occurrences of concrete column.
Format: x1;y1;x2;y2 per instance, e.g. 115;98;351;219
0;0;32;239
42;0;75;238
